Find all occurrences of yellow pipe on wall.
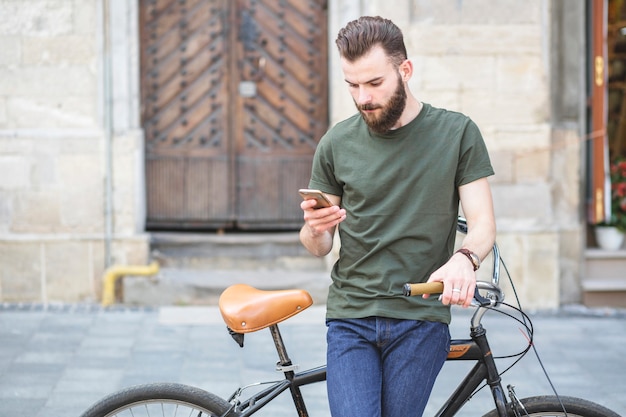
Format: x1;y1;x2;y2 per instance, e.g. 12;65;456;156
101;261;160;306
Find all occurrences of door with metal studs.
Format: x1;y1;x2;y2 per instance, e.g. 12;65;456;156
140;0;328;230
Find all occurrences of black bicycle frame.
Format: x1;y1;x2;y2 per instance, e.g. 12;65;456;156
224;320;509;417
434;324;508;417
225;365;326;416
224;324;326;417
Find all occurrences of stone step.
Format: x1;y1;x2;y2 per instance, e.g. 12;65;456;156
581;288;626;309
150;231;327;271
584;248;626;278
123;268;332;306
582;249;626;308
124;232;332;306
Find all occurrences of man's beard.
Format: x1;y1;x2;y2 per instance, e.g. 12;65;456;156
356;76;407;134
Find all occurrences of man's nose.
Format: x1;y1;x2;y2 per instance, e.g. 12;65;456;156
357;87;372;105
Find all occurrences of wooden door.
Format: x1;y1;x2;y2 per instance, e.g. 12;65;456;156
140;0;328;230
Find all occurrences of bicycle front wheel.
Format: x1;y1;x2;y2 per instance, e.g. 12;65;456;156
483;395;621;417
79;382;232;417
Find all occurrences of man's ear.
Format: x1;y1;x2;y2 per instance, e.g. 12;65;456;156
398;59;413;82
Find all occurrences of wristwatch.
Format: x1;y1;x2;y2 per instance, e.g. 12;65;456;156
456;248;480;271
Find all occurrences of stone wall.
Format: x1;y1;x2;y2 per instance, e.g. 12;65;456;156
0;0;586;308
0;0;148;303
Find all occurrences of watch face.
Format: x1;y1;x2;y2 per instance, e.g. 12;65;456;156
470;253;480;268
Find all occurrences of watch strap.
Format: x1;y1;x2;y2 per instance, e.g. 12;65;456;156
455;248;479;271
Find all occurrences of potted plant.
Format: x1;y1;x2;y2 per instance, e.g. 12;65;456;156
595;157;626;250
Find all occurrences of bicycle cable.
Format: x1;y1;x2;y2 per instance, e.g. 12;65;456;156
497;256;569;417
488;302;534;361
465;302;534;399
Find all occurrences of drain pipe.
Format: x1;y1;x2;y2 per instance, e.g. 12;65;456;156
102;0;113;267
101;261;160;306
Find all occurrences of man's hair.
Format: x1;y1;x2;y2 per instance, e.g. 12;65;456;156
335;16;407;67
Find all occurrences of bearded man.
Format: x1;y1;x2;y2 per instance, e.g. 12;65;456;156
299;16;497;417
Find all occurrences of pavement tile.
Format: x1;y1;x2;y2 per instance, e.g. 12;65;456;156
0;398;46;415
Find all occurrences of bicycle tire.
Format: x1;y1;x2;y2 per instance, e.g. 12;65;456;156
483;395;621;417
79;382;232;417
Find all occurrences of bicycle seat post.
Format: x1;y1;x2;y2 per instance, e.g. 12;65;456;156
268;324;311;416
269;324;294;370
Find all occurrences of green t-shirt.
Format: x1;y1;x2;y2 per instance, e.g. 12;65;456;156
309;103;494;324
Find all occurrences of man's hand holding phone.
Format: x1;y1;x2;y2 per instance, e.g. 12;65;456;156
298;189;333;209
299;189;346;238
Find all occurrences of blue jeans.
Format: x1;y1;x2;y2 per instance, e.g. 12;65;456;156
326;318;450;417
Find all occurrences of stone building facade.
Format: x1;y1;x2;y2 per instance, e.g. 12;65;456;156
0;0;596;309
0;0;148;303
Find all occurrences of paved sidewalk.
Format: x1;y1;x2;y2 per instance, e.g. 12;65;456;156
0;302;625;417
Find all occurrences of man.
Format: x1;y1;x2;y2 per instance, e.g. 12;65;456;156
299;16;496;417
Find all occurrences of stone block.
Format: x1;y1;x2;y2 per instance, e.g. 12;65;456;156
111;237;150;266
410;0;542;25
57;154;103;232
493;231;560;310
0;136;35;153
0;241;42;302
361;0;411;27
0;155;30;189
90;239;105;299
59;134;104;153
550;128;582;226
488;150;514;183
113;194;134;234
515;150;550;182
0;190;12;233
496;55;546;94
0;36;20;67
30;152;57;187
11;190;62;233
73;0;97;35
0;1;73;36
406;25;542;56
419;91;461;114
488;233;523;303
44;240;93;302
489;124;551;152
522;232;560;309
491;183;553;229
0;98;6;126
0;67;96;98
111;133;143;234
7;97;97;128
22;35;95;66
461;91;548;127
558;230;583;304
420;55;496;92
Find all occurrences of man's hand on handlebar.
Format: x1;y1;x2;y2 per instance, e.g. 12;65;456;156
423;253;477;308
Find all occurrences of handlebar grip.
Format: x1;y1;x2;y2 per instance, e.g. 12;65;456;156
402;282;444;297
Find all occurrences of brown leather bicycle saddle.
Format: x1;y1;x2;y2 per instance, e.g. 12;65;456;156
218;284;313;333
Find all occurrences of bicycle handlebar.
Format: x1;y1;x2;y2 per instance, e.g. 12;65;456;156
402;282;444;296
403;281;504;307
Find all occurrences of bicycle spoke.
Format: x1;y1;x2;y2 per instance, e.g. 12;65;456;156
103;400;214;417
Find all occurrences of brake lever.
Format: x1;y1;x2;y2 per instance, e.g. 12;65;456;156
473;286;492;307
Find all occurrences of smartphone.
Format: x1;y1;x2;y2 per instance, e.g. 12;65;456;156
298;189;332;209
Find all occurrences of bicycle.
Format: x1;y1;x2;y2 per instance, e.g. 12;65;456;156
80;219;621;417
